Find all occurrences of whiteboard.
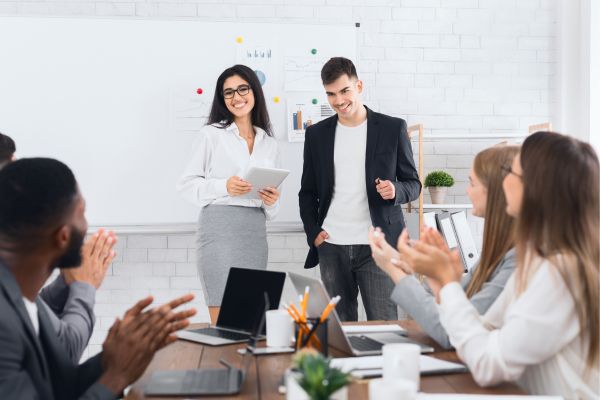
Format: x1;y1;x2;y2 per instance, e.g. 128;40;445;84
0;17;357;225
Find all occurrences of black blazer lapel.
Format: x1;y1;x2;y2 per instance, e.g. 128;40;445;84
322;115;338;200
365;107;381;184
0;264;50;380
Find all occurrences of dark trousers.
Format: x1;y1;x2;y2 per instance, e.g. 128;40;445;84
317;242;398;322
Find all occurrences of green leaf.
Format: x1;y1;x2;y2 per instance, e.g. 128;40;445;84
424;170;455;187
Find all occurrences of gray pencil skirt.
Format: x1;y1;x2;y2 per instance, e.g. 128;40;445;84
196;204;268;306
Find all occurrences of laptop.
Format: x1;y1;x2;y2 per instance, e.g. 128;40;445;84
144;293;271;397
177;267;286;346
288;272;434;356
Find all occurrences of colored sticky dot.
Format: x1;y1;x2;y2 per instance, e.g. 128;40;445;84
311;98;318;105
311;48;317;55
196;88;203;95
236;36;244;44
273;96;280;103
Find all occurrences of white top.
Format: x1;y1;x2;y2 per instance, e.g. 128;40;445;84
22;297;39;336
322;120;371;245
177;123;281;221
438;257;599;399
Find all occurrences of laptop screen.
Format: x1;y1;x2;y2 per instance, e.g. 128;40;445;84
216;267;286;334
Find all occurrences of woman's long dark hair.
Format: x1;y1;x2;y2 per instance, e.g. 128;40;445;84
516;131;599;371
207;64;273;136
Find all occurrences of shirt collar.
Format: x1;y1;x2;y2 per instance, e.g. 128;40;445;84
224;121;267;141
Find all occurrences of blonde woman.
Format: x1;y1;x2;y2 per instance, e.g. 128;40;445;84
398;132;599;398
369;145;518;349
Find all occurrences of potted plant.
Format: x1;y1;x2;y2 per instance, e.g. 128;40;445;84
424;170;454;204
287;349;350;400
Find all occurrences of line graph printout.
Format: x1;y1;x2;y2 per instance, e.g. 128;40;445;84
284;51;328;91
170;88;212;135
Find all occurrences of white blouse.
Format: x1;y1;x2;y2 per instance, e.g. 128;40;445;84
438;257;599;399
177;122;281;221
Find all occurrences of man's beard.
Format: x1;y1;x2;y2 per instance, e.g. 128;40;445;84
57;227;85;269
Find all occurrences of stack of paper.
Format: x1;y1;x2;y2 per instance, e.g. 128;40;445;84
341;324;406;335
417;396;562;400
330;355;467;379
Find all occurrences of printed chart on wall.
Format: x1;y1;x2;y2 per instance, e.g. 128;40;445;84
170;87;213;135
284;48;328;92
236;44;276;92
286;94;334;142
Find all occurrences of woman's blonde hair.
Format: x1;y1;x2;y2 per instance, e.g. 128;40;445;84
465;145;519;298
516;131;599;370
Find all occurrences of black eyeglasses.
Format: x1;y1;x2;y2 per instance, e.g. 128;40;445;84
501;164;522;178
223;85;251;99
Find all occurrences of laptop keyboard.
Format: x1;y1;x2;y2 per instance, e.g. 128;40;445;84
348;335;384;352
182;369;233;393
191;327;249;341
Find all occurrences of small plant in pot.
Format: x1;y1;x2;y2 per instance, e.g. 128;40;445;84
289;348;350;400
424;170;454;204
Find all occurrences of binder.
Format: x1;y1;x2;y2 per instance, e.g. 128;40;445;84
451;211;480;271
435;212;459;252
423;212;438;230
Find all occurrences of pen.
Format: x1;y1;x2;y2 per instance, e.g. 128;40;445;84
319;295;341;323
301;286;309;320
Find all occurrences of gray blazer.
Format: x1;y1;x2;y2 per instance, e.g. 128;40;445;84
391;248;516;349
39;275;96;363
0;262;114;400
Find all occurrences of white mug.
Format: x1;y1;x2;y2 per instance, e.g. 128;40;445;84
266;309;293;347
382;343;420;389
369;378;417;400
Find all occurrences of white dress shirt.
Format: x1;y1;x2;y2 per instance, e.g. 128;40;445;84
322;120;372;244
22;297;39;336
438;256;599;399
177;122;280;221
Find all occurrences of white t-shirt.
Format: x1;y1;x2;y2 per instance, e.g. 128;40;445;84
22;297;39;336
322;119;372;245
177;122;281;221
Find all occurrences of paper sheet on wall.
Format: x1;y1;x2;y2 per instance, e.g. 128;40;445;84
284;48;329;91
170;88;213;135
286;94;334;142
236;45;276;92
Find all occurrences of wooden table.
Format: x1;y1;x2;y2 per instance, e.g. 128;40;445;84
128;321;524;399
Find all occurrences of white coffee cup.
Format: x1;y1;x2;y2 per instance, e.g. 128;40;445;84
266;309;293;347
382;343;420;389
369;378;417;400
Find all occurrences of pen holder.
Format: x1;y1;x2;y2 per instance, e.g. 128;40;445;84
294;318;328;356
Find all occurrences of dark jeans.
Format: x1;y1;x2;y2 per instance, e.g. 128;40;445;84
317;242;398;322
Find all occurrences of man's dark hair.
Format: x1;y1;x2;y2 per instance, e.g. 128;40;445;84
321;57;359;85
0;132;16;168
0;158;78;246
208;64;273;136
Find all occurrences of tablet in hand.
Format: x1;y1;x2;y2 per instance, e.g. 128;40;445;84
239;167;290;200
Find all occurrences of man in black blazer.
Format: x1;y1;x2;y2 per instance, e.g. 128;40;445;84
299;58;421;321
0;157;195;399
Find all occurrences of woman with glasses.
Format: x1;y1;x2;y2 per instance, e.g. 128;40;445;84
396;132;599;398
178;65;280;322
368;144;519;349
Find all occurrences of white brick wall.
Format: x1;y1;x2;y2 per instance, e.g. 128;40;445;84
9;0;558;361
